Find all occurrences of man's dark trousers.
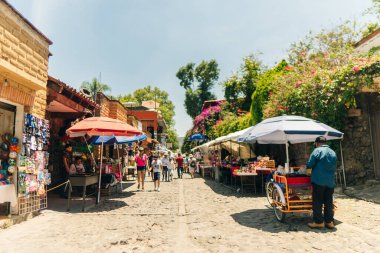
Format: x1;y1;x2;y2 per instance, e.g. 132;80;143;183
312;183;334;224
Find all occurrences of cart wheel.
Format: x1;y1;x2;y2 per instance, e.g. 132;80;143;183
265;181;274;205
272;187;286;222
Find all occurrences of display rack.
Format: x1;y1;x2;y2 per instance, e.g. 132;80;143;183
18;188;47;215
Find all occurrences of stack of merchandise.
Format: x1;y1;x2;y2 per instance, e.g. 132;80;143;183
18;114;51;197
0;133;16;185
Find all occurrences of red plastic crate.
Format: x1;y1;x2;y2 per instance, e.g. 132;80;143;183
286;176;311;185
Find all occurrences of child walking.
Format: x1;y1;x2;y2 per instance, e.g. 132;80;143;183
151;155;162;191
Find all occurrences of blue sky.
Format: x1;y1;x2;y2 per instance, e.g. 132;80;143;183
8;0;375;136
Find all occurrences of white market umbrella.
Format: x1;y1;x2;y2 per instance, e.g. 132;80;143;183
237;115;345;184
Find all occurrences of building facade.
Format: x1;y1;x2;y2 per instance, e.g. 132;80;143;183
0;0;52;214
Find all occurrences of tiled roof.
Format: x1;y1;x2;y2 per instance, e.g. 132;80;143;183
48;75;98;108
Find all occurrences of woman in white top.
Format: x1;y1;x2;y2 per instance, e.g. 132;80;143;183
168;157;175;181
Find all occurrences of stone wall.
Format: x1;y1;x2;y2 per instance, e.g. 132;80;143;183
0;2;50;86
341;114;374;185
0;1;50;119
288;112;374;186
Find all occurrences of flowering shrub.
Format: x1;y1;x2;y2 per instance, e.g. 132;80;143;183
261;54;380;130
193;102;222;134
249;22;380;130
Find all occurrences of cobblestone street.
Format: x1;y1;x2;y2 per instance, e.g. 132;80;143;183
1;174;380;253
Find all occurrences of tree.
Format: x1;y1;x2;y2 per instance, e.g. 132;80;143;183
80;78;111;102
166;128;179;150
119;86;175;127
222;55;262;112
176;60;219;118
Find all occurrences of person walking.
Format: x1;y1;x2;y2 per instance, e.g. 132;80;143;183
184;153;189;173
151;155;162;191
148;150;154;181
135;147;148;191
306;136;337;229
161;153;170;182
175;153;184;179
189;154;197;179
168;157;175;181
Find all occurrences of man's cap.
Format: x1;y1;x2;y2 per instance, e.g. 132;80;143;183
139;147;144;151
153;155;158;159
315;136;327;144
65;143;72;148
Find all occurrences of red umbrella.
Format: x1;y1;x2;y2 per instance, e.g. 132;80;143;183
65;116;142;204
66;116;141;137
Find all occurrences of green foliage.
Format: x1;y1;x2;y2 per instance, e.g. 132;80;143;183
184;89;204;118
166;128;179;150
119;85;175;127
181;131;196;153
250;60;288;125
212;113;251;138
256;22;380;131
369;46;380;56
366;0;380;19
80;78;111;102
361;22;380;38
176;60;219;118
222;55;262;112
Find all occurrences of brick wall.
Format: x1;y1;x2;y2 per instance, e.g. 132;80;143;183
97;95;111;117
109;100;128;122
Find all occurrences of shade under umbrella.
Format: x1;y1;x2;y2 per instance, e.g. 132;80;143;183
66;116;141;137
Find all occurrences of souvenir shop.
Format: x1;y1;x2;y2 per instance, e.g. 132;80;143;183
0;100;51;216
45;76;98;194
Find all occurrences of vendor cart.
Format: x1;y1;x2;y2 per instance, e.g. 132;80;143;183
271;174;313;222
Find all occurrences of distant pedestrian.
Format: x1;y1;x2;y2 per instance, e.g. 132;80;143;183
161;153;170;182
189;154;197;179
175;153;184;179
184;153;189;173
148;150;154;180
168;157;175;181
151;155;162;191
135;147;148;191
306;136;337;229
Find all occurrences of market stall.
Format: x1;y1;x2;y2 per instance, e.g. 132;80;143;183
237;115;344;221
210;129;256;187
66;116;142;204
88;134;147;191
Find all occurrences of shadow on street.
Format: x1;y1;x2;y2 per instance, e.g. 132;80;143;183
231;208;340;233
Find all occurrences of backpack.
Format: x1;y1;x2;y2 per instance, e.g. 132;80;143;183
190;160;196;167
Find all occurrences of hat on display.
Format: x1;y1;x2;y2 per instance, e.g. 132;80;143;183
1;143;8;151
11;137;19;145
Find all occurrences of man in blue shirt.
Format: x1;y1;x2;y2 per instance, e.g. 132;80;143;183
306;136;337;229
